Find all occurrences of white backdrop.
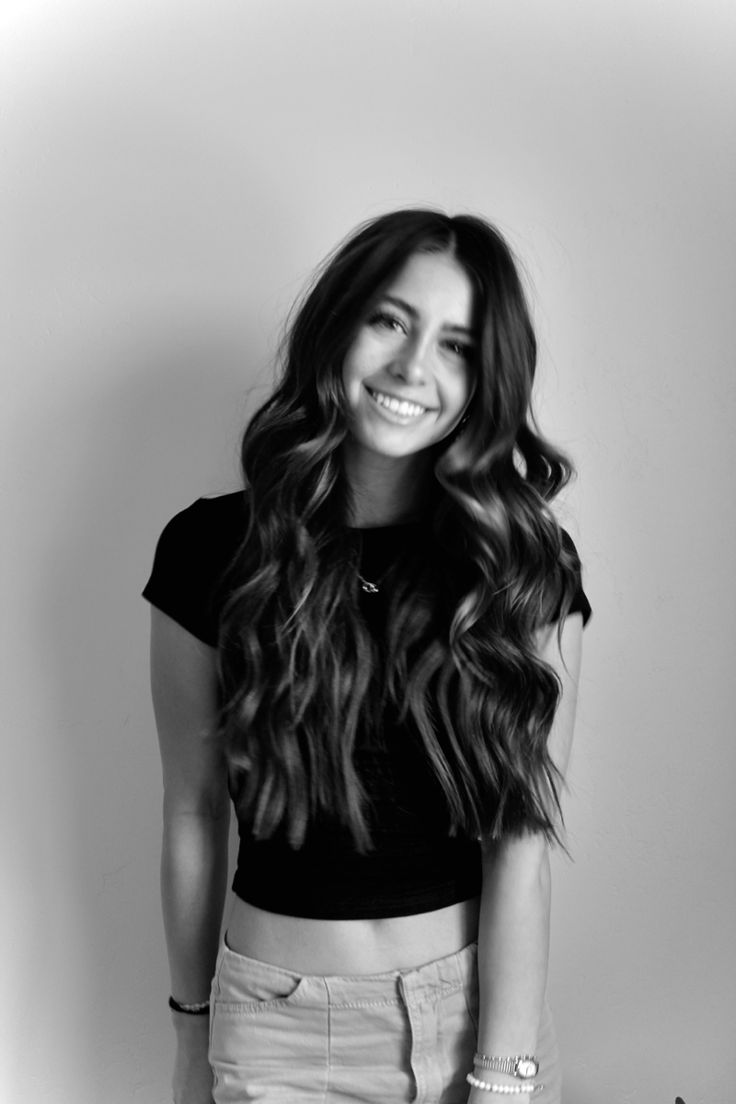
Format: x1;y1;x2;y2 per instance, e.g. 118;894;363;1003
2;2;734;1102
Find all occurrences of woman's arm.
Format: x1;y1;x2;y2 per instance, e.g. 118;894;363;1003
469;613;583;1102
150;608;230;1102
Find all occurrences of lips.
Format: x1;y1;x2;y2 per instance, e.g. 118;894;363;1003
365;386;434;419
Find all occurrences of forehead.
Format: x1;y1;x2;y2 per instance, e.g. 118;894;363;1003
379;251;475;327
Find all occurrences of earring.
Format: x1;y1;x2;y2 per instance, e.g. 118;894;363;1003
453;412;471;439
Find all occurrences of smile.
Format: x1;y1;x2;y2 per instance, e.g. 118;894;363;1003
366;387;432;420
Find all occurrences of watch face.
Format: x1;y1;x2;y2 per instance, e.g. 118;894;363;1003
517;1058;539;1078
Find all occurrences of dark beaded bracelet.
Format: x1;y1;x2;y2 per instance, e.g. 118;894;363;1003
168;995;210;1015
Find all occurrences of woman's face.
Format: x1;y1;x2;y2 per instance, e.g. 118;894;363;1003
341;250;477;463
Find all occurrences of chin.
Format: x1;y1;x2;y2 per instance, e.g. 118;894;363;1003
367;436;440;461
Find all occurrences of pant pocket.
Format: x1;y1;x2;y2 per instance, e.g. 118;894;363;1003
437;984;477;1104
209;975;328;1103
461;976;479;1035
213;937;306;1012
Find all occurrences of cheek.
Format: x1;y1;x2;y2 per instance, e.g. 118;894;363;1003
462;364;478;405
341;350;362;397
342;337;372;390
446;370;474;416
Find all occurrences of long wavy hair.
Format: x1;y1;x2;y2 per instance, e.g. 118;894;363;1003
217;209;582;851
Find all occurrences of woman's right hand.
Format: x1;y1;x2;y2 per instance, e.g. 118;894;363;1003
172;1014;214;1104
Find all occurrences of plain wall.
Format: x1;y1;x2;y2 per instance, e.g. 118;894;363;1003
2;2;734;1101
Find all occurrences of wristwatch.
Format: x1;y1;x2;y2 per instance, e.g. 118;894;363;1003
473;1054;540;1079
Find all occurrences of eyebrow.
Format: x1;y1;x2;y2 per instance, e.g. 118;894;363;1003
380;294;477;338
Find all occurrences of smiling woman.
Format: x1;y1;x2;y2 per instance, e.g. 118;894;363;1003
342;251;476;457
341;250;478;527
143;209;591;1103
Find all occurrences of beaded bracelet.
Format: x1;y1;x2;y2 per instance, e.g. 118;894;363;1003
466;1072;544;1095
168;995;210;1015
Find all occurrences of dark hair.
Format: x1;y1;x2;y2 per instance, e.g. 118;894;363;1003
217;209;581;850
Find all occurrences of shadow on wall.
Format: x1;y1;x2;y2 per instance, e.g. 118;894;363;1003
28;317;270;1099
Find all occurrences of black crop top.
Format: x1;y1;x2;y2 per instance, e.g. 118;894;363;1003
143;492;591;920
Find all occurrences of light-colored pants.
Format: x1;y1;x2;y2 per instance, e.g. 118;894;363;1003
208;937;561;1103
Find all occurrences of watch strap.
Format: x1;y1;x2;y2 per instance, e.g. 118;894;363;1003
473;1053;539;1079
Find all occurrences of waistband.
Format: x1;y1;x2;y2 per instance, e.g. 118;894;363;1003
218;934;478;1008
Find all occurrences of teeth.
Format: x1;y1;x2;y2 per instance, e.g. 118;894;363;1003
370;389;427;418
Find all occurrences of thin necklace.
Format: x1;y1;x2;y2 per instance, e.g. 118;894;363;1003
357;557;394;593
354;517;422;594
356;542;393;595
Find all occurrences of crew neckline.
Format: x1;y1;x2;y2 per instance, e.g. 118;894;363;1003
346;519;426;532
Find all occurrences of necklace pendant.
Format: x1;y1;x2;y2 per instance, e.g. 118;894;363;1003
359;577;379;594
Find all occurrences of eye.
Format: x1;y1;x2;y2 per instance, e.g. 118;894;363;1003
367;309;407;334
442;338;474;361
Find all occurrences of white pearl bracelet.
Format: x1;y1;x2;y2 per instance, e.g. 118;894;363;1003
466;1072;544;1095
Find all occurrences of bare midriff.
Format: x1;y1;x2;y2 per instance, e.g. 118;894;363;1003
226;894;481;975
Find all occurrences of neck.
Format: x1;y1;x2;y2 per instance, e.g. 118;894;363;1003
342;443;432;527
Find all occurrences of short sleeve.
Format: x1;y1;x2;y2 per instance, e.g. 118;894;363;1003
142;493;247;646
549;529;592;627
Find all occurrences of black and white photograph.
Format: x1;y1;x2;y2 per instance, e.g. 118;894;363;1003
1;2;734;1102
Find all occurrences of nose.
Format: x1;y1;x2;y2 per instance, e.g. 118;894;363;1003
388;334;428;385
